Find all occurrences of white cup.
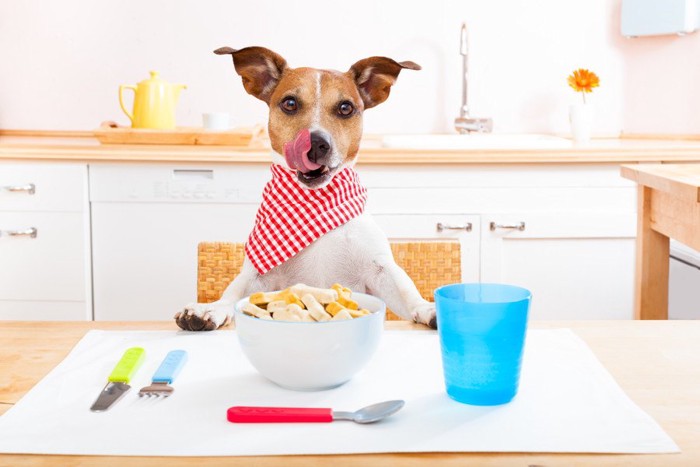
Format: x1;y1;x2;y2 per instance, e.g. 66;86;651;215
202;112;231;130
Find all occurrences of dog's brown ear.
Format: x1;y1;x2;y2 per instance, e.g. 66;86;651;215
214;46;288;104
347;57;421;109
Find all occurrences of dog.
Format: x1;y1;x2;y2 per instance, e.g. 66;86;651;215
174;46;437;331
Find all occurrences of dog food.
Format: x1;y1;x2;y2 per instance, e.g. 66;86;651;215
242;283;371;322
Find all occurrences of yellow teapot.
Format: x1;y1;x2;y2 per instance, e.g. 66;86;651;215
119;71;186;130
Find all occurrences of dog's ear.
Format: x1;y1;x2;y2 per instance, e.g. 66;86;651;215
347;57;421;109
214;46;288;104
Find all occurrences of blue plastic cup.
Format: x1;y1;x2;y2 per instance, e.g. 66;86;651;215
434;283;531;405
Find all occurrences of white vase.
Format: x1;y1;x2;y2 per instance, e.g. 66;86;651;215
569;103;594;144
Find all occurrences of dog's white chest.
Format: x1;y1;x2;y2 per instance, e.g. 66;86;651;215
246;213;390;293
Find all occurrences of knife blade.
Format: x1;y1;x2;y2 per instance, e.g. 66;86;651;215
90;347;145;412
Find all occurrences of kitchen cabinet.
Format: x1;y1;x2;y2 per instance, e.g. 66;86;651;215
0;158;638;321
0;163;91;320
376;210;636;320
89;164;266;321
480;212;636;320
364;163;638;320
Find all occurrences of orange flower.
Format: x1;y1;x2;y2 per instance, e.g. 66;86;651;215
568;68;599;104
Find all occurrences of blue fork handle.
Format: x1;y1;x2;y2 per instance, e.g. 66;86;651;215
152;350;188;383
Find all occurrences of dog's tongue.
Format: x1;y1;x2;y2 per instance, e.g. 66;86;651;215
283;129;322;173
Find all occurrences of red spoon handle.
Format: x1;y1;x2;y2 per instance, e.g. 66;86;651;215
227;406;333;423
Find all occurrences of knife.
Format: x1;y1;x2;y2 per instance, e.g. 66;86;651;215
90;347;145;412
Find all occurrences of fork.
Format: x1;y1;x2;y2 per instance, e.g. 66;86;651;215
138;350;188;398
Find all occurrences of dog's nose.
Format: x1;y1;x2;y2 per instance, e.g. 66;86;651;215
308;132;331;163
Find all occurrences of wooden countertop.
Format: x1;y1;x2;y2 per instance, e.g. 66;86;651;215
2;131;700;164
2;320;699;466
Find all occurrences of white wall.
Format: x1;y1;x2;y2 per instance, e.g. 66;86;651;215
0;0;694;136
613;14;700;135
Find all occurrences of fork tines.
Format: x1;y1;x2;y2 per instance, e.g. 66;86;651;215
137;383;174;398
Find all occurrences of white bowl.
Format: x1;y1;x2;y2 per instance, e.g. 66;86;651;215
234;292;386;391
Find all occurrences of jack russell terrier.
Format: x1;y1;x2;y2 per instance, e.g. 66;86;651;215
174;46;437;331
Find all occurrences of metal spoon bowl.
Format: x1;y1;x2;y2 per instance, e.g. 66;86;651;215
332;400;405;424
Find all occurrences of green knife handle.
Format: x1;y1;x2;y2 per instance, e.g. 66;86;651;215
108;347;145;383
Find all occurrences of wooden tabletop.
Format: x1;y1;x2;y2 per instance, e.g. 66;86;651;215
621;163;700;202
1;320;699;466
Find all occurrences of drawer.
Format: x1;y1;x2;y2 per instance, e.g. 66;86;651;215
360;164;637;188
366;186;637;214
0;300;88;321
89;163;269;203
372;213;479;239
0;212;87;301
0;163;87;212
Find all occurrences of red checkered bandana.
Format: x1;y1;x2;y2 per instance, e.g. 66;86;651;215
245;164;368;274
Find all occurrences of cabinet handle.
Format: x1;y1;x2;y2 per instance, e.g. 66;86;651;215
489;221;525;231
3;227;38;238
436;222;472;232
2;183;36;195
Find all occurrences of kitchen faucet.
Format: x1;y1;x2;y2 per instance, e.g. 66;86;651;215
454;23;493;134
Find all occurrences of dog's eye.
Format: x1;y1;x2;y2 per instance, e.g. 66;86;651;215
280;97;298;114
337;101;354;118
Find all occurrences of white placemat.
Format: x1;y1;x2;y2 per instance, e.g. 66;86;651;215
0;329;678;456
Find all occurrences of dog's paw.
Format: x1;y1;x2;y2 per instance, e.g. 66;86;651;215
411;302;437;329
174;302;232;331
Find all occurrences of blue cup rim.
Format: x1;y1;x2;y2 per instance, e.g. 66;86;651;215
435;283;531;305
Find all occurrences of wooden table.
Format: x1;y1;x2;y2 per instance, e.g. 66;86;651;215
2;320;700;466
621;163;700;319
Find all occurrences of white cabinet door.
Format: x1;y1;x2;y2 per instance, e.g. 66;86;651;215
481;212;637;320
371;214;480;283
89;163;268;322
0;163;89;321
0;212;86;302
91;203;257;321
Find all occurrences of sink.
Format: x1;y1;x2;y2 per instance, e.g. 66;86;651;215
381;134;573;150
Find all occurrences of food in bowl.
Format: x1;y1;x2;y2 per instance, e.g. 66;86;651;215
242;283;371;322
234;287;386;390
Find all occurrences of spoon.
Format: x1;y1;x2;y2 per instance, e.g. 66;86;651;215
227;400;405;424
